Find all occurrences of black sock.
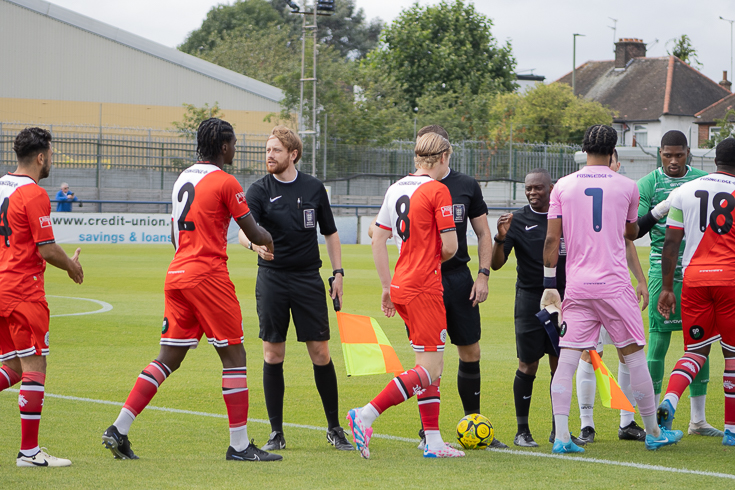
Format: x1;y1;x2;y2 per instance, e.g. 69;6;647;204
514;369;535;433
263;361;285;433
457;360;481;415
313;360;340;430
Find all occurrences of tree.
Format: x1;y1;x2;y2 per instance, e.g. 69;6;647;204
486;83;614;144
369;0;516;108
179;0;381;61
171;102;225;136
667;34;702;69
701;109;735;148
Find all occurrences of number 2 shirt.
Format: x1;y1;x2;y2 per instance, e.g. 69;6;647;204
375;174;455;305
166;163;250;289
0;173;55;313
666;172;735;287
548;165;639;300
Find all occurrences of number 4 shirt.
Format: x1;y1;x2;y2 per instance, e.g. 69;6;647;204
166;163;251;289
375;174;455;305
548;165;639;300
666;172;735;286
0;173;55;313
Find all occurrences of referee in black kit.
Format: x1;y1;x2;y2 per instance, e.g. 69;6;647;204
490;168;581;448
239;125;353;452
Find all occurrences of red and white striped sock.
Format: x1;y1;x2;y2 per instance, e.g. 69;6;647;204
418;377;442;447
664;352;706;410
222;367;249;451
361;366;432;427
115;360;171;435
0;364;21;391
724;358;735;433
19;371;45;456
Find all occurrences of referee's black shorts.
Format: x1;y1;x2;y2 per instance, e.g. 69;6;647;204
442;266;481;346
514;287;556;363
255;267;330;343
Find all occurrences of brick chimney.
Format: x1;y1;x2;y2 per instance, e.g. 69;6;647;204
615;38;646;69
720;71;732;92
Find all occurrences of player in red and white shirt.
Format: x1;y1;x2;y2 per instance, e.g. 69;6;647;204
0;128;83;467
102;119;280;462
347;133;462;459
657;137;735;446
542;125;682;453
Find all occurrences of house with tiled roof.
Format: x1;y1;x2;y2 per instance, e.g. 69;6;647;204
694;85;735;147
556;39;731;149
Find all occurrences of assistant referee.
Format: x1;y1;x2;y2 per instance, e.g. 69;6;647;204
240;126;353;451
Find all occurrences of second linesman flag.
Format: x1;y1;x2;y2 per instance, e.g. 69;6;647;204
336;312;403;377
589;350;635;413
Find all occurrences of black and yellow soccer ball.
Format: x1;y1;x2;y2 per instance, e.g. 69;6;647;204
456;413;494;449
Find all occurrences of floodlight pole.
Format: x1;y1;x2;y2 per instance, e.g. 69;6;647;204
572;33;585;96
720;16;734;87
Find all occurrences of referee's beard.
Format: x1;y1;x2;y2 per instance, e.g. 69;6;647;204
267;158;290;175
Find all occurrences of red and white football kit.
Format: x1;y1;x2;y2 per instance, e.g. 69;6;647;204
0;173;55;360
375;174;455;352
161;163;251;348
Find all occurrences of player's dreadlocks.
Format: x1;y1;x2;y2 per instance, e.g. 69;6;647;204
582;124;617;156
196;118;235;161
660;130;688;148
14;127;52;162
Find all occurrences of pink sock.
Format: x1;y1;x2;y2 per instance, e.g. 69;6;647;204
623;349;656;417
551;349;581;416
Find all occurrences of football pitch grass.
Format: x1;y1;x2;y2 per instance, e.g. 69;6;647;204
1;244;733;488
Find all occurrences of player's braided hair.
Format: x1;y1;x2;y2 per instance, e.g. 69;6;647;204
582;124;617;156
414;132;452;169
417;124;449;140
14;127;52;162
196;118;235;161
660;130;688;148
715;137;735;166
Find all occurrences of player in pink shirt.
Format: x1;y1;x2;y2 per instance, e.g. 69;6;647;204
541;125;683;453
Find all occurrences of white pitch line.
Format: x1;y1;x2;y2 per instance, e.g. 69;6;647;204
47;295;113;317
3;390;733;479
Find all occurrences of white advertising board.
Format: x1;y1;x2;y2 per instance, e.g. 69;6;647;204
51;213;173;244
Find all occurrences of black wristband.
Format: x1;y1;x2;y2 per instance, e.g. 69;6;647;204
543;277;557;288
333;268;344;277
478;268;490;277
494;235;505;244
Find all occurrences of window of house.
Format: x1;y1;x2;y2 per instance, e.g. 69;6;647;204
634;124;648;147
612;123;626;146
709;126;721;139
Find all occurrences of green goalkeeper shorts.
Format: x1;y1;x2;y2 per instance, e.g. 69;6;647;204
648;275;683;333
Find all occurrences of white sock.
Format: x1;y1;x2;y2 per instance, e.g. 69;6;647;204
618;362;636;427
425;429;443;448
663;393;680;411
114;408;136;436
19;446;40;457
576;359;596;429
654;392;661;409
690;395;706;425
553;414;570;443
641;414;660;438
230;425;249;452
360;403;380;428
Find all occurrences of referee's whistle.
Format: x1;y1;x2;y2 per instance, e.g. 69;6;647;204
328;276;341;312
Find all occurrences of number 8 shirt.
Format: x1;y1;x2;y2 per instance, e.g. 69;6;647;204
375;175;456;305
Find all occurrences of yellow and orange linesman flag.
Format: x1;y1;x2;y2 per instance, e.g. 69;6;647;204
588;350;635;413
336;312;404;377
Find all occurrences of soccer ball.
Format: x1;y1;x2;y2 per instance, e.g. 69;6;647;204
456;413;494;449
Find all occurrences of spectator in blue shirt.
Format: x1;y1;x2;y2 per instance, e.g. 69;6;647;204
55;182;78;212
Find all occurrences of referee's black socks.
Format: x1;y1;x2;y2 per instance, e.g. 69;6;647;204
457;360;481;415
514;369;535;432
263;361;285;433
313;360;340;430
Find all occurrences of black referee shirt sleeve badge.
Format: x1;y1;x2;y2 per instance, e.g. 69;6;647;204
453;204;465;223
303;209;316;228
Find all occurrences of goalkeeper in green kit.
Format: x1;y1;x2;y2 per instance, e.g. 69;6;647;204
635;130;722;437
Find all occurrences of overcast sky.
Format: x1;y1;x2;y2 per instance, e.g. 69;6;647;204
47;0;735;85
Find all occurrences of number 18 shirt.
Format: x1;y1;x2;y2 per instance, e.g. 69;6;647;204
666;172;735;286
375;175;455;305
548;165;639;300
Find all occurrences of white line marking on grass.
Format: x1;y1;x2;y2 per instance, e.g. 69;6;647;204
47;295;113;317
6;390;733;479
